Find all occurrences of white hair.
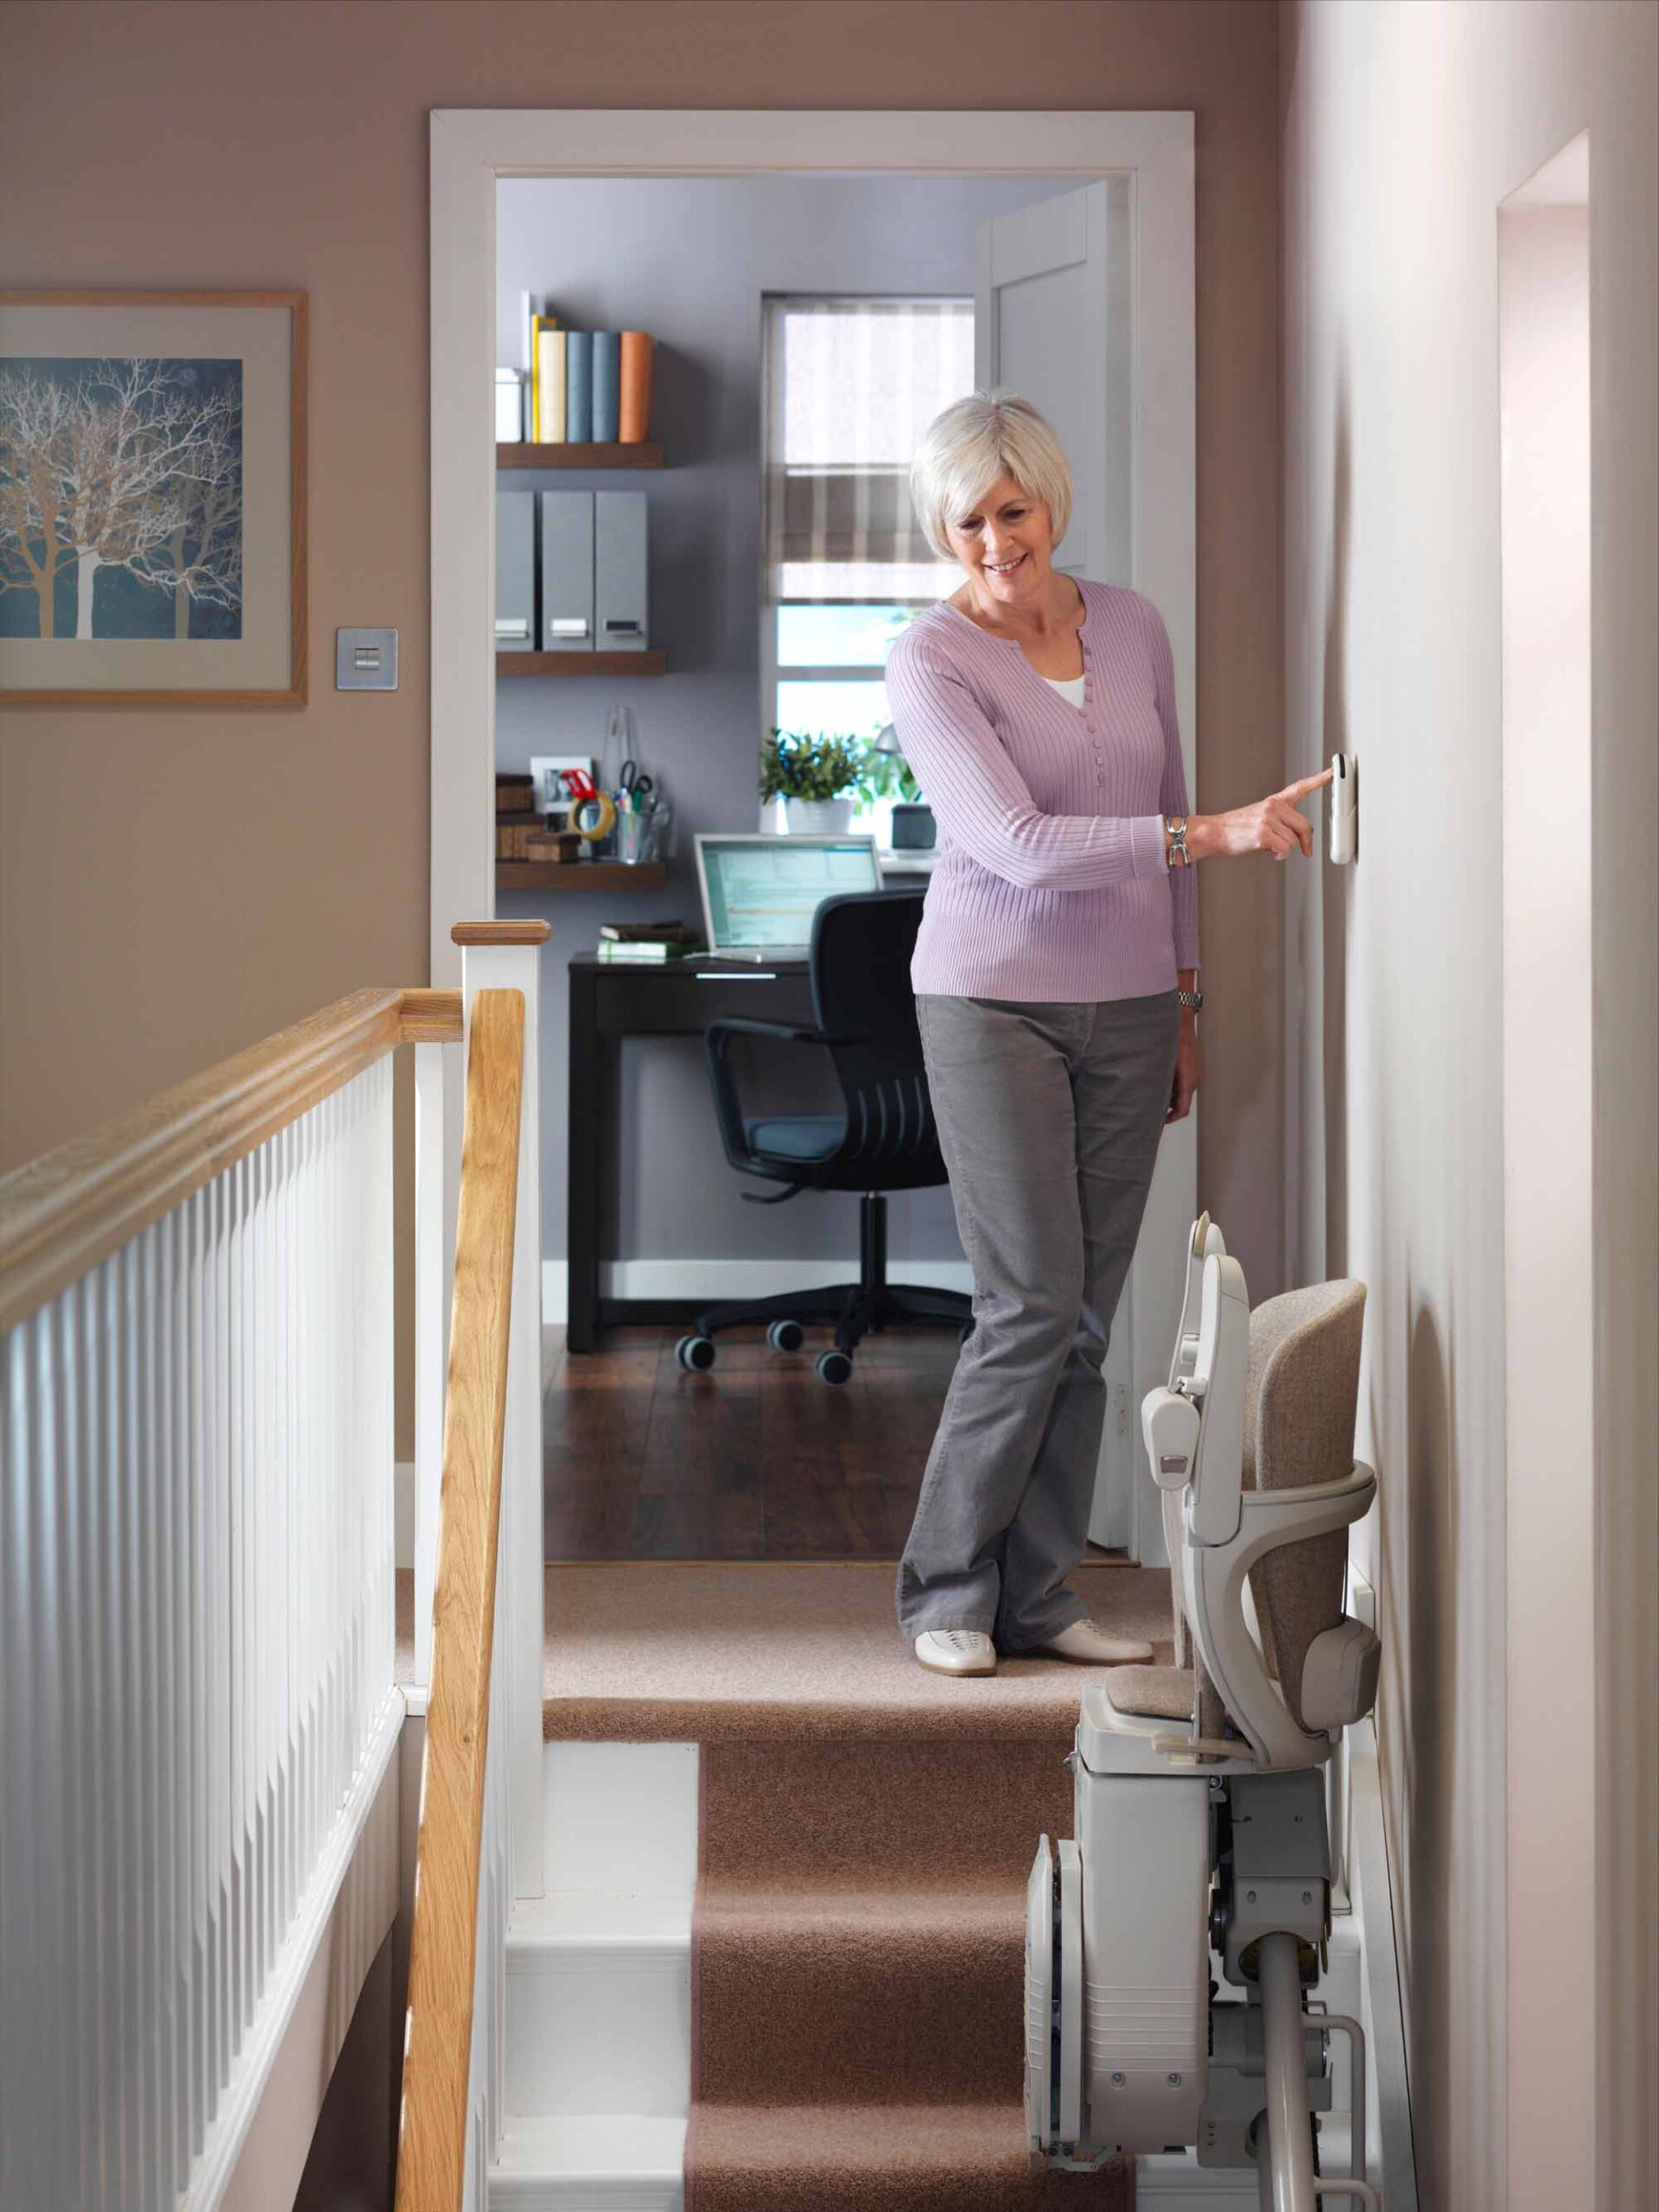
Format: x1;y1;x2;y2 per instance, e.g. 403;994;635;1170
908;388;1073;561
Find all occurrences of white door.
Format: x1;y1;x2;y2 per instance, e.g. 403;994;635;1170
975;178;1194;1560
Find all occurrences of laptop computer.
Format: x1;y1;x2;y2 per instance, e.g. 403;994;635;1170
693;832;884;963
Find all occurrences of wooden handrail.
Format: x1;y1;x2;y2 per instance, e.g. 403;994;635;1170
394;988;524;2212
0;985;462;1331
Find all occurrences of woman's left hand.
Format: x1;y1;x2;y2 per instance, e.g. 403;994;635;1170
1167;1022;1203;1122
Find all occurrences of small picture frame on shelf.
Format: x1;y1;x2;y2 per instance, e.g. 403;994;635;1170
529;753;597;822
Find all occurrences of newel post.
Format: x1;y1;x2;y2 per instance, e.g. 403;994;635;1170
454;919;549;1903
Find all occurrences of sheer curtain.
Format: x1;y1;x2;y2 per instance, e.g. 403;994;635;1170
764;296;973;607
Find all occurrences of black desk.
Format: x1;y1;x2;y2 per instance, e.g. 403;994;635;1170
566;951;817;1353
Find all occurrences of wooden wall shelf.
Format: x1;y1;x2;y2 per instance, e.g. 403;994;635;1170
497;442;664;470
496;861;668;892
497;651;665;678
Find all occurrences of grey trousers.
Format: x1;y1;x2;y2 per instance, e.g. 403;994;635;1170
896;988;1180;1649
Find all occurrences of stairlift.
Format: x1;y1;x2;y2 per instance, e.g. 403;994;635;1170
1026;1217;1383;2209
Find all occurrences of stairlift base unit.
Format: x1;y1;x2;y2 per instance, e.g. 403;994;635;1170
1024;1212;1382;2207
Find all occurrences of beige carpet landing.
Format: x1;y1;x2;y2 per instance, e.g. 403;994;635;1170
544;1563;1158;2211
542;1558;1172;1741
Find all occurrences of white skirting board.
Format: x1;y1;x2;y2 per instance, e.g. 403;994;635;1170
541;1257;973;1325
198;1693;404;2212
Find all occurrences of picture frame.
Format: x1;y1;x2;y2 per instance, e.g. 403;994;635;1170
0;289;308;707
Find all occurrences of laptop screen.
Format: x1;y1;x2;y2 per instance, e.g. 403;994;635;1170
697;836;882;952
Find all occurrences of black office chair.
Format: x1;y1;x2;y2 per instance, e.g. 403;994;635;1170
677;888;974;1385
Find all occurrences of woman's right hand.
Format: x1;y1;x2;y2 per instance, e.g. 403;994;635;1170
1189;770;1332;862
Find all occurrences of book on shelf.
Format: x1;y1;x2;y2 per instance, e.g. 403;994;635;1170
620;331;654;442
600;918;699;942
606;915;694;942
596;919;704;961
596;938;702;962
565;330;594;442
535;320;567;443
591;332;621;442
528;308;556;437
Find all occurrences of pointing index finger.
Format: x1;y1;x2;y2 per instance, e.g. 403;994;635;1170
1285;769;1334;799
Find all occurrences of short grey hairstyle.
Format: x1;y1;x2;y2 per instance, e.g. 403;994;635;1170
908;388;1073;561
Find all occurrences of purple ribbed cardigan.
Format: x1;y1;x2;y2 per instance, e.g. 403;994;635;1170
884;577;1199;1001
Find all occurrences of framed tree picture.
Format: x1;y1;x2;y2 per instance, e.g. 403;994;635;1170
0;289;307;706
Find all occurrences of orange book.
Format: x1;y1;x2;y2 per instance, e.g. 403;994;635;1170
619;331;654;442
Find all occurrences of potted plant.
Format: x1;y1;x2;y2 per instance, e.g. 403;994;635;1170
759;728;866;834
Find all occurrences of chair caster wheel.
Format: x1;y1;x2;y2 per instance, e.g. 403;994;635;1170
676;1334;715;1372
766;1319;805;1353
816;1348;854;1386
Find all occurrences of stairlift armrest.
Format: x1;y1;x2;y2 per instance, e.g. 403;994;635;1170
1232;1461;1376;1547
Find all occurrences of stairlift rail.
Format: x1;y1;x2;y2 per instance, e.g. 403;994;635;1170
1257;1930;1319;2212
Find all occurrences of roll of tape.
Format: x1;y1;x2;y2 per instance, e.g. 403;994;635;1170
574;791;617;841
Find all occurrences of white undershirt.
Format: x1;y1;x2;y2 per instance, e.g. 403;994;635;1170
1042;671;1086;707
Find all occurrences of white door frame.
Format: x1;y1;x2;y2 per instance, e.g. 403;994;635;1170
429;108;1197;1560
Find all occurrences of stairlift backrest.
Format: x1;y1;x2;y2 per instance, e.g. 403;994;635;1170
1237;1279;1369;1730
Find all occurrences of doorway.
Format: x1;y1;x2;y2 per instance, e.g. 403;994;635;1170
430;109;1197;1566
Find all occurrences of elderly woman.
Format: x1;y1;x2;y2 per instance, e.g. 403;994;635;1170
887;390;1326;1679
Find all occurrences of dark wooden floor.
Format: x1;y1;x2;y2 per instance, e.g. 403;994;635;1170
543;1319;963;1560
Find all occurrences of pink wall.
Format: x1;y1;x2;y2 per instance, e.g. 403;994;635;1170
2;1;1286;1448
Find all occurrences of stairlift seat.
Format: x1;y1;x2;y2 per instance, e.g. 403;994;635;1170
1097;1662;1194;1720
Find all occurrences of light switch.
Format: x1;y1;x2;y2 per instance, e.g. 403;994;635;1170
335;627;399;690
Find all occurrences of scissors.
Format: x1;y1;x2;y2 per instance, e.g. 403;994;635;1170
617;759;655;804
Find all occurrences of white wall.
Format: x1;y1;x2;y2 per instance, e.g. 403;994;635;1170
1280;6;1657;2210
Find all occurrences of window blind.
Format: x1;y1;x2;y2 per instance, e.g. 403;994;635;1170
763;296;972;607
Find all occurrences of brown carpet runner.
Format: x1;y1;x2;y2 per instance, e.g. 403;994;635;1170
543;1563;1169;2210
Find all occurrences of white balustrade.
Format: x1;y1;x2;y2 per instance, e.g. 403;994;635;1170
2;1053;400;2212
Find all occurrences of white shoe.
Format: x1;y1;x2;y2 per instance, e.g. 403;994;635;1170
914;1629;997;1677
1027;1618;1154;1665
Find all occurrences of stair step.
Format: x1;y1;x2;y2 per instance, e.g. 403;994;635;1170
510;1888;692;1955
685;2101;1129;2210
696;1885;1025;2106
505;1890;691;2120
543;1742;698;1897
489;2114;685;2210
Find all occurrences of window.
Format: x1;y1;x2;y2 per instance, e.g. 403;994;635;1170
761;296;971;825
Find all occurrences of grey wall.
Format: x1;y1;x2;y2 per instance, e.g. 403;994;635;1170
495;173;1067;1271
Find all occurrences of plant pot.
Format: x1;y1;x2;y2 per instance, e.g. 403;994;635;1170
759;795;790;835
786;797;855;836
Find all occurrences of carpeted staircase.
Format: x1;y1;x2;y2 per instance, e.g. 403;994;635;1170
543;1561;1174;2210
